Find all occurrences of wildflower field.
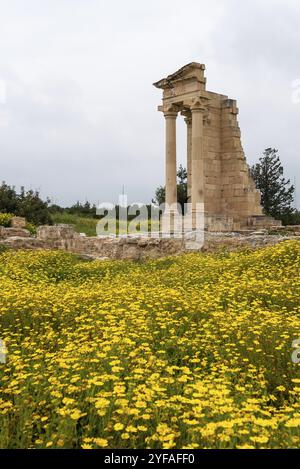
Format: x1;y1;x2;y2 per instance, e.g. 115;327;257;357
0;241;300;449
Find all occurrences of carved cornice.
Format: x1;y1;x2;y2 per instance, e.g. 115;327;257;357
153;62;206;90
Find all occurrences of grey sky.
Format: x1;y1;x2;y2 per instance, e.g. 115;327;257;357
0;0;299;207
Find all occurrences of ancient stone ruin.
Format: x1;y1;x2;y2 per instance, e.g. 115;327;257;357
1;220;299;260
154;62;279;231
0;64;291;260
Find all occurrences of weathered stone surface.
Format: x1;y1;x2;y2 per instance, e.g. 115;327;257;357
1;223;299;259
154;63;280;230
0;237;46;250
0;227;31;238
33;226;184;259
10;217;26;229
201;233;299;253
0;227;7;238
37;224;80;240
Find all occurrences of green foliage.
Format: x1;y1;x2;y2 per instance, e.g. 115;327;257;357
51;212;160;237
25;222;37;235
0;183;17;214
17;187;53;226
49;201;97;218
153;164;188;212
51;212;98;237
251;149;295;223
0;213;14;227
153;186;165;207
177;164;187;185
279;210;300;226
0;182;53;226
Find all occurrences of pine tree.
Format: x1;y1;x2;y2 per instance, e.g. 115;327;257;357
251;148;295;220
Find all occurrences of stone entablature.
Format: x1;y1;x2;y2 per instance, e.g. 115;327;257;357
153;62;277;229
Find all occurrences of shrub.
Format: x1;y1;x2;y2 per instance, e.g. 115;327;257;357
25;222;37;235
0;213;14;227
0;182;53;226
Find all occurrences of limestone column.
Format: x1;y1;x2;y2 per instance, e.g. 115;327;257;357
164;108;178;209
184;115;192;203
191;102;205;224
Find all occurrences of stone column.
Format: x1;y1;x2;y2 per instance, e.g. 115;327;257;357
191;102;205;227
184;115;192;203
164;108;178;209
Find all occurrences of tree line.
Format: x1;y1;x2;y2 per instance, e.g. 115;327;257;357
0;148;299;226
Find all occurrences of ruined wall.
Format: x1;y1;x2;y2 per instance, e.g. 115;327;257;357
202;92;263;225
36;225;184;260
1;222;299;259
202;91;223;215
220;99;263;223
154;62;275;229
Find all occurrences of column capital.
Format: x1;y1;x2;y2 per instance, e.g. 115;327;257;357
181;110;192;126
184;116;192;126
163;104;179;118
190;97;209;113
190;104;206;113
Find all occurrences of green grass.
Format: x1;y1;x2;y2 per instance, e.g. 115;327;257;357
51;212;160;237
51;213;98;237
0;245;9;254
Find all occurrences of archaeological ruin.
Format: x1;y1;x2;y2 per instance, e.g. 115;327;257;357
0;64;290;261
154;62;279;231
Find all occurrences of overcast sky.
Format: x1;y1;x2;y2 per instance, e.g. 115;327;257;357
0;0;299;207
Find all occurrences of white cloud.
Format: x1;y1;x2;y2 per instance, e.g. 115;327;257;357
0;0;299;206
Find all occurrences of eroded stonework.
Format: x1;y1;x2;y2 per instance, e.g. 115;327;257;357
154;62;279;230
1;223;299;260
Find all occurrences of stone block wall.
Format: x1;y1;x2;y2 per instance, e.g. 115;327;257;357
0;222;299;259
36;225;184;260
220;99;263;224
202;93;264;226
10;217;26;229
154;63;278;230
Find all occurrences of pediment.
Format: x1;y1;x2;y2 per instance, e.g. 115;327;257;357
153;62;206;90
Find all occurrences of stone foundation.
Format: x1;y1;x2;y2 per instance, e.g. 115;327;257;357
247;215;282;229
0;225;184;260
0;226;31;238
0;223;299;259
